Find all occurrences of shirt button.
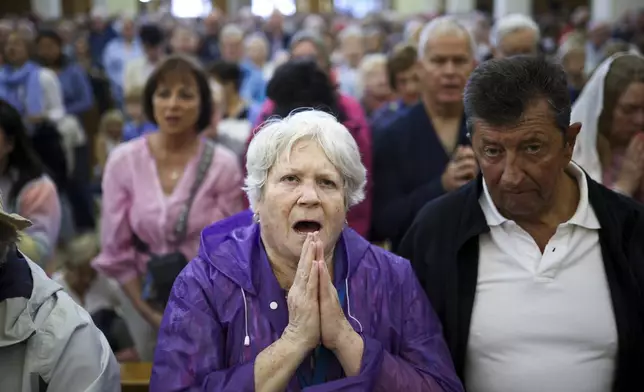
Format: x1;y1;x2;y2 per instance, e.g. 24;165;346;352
269;301;278;310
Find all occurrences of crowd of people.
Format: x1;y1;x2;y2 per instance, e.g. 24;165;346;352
0;4;643;392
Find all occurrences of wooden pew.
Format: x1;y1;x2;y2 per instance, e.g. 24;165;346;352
121;362;152;392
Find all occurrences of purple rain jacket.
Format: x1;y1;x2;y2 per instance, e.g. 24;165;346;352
150;210;463;392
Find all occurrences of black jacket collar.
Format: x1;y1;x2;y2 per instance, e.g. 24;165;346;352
0;247;33;302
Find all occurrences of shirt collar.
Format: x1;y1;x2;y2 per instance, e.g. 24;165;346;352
480;162;600;229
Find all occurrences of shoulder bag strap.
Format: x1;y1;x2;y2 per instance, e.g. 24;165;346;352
172;140;215;246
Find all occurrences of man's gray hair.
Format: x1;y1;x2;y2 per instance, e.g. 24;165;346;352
244;32;269;51
244;110;366;211
490;14;540;49
418;16;477;59
220;23;244;41
338;25;364;42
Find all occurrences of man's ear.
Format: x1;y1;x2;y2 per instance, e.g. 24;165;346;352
564;122;582;158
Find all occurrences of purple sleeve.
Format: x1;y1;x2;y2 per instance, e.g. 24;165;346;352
150;258;256;392
305;263;464;392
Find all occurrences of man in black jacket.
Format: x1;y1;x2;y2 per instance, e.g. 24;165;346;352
399;56;644;392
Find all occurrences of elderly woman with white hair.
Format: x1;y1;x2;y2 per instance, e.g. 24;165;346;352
357;53;394;116
244;32;275;80
150;110;463;392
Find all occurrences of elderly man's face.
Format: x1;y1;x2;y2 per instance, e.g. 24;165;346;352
256;140;346;262
221;36;243;62
246;40;267;65
4;33;29;65
420;33;475;105
121;19;136;40
341;37;364;68
171;30;198;54
472;100;581;219
495;28;539;58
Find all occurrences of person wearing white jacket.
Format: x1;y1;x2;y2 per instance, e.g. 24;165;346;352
0;194;120;392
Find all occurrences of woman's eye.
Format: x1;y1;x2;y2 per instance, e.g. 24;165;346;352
320;179;337;188
155;89;170;98
282;175;298;183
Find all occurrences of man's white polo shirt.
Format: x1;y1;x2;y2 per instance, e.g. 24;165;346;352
465;163;618;392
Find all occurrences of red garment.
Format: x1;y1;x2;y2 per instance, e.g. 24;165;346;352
244;94;373;238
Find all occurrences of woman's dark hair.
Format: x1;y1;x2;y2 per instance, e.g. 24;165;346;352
209;60;243;92
35;29;67;67
139;24;164;47
143;55;213;132
267;58;346;122
387;44;418;89
0;99;46;203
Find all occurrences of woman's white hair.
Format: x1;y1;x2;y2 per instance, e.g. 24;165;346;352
489;14;540;49
220;23;244;42
418;16;476;59
356;53;387;99
557;38;585;61
244;32;269;52
338;25;364;42
244;110;366;211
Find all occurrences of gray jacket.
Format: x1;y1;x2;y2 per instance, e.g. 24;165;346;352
0;250;120;391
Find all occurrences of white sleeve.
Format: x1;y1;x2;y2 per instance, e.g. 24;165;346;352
38;69;66;122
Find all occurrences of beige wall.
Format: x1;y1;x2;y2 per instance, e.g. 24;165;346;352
394;0;443;15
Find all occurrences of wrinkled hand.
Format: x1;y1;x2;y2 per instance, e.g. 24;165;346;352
317;236;357;352
283;233;321;351
615;134;644;195
442;146;479;192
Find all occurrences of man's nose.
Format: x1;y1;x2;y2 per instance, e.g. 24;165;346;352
499;155;525;188
444;61;457;74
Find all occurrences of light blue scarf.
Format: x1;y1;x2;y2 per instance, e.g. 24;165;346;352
0;61;43;116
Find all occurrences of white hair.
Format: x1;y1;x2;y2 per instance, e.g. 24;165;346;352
557;38;585;60
403;19;424;41
244;110;366;211
338;25;364;42
244;32;269;52
220;23;244;41
303;15;326;33
358;53;387;76
490;14;540;49
356;53;387;98
418;16;477;59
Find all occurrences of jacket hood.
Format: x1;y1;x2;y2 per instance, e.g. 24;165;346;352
0;250;62;347
198;210;371;295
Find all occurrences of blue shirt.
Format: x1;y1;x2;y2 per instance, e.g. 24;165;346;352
240;61;266;107
57;63;94;116
102;39;143;105
369;99;413;138
89;26;118;67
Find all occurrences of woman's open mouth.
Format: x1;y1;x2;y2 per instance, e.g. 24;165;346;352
292;220;322;234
